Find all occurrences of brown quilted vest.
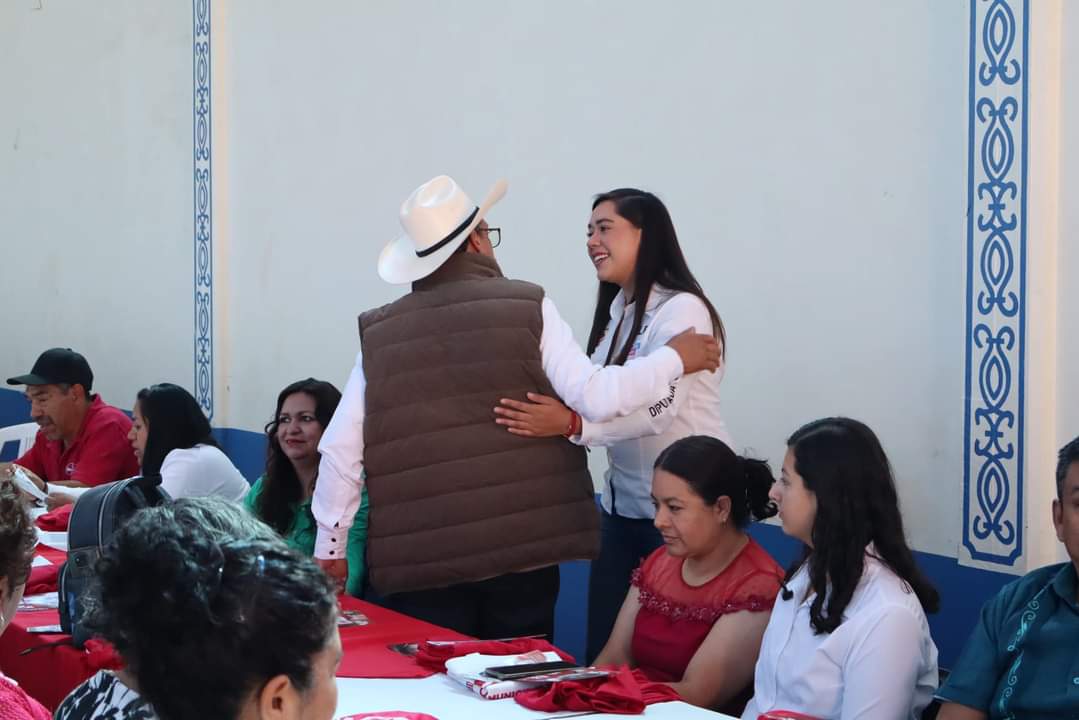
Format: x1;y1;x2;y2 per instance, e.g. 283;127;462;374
359;252;599;595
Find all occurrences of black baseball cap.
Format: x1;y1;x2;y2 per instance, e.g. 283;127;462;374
6;348;94;392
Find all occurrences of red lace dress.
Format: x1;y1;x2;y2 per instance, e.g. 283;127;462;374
630;538;782;704
0;672;51;720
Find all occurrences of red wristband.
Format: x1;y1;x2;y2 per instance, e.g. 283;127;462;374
563;411;581;438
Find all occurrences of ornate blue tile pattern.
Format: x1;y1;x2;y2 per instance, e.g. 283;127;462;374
193;0;214;420
963;0;1028;566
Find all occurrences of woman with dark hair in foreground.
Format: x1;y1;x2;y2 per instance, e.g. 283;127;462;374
743;417;940;720
55;497;340;720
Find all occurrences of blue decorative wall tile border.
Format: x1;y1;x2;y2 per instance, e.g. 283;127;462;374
963;0;1029;566
193;0;214;420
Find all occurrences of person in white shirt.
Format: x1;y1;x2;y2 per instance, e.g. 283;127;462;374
125;384;249;502
494;188;731;660
46;383;250;508
311;175;721;637
742;417;940;720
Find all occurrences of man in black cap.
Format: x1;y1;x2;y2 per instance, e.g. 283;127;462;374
3;348;139;489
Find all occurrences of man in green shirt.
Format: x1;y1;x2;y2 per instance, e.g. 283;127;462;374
936;435;1079;719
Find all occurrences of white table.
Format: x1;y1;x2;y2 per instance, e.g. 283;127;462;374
335;675;737;719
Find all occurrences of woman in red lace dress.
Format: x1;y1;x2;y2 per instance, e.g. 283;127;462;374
594;435;783;714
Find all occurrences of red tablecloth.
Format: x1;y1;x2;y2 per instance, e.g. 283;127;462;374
336;596;471;679
0;545;90;711
0;545;472;710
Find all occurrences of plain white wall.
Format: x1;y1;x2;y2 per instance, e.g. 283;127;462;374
1055;1;1079;563
213;0;970;555
1061;3;1079;442
0;1;193;408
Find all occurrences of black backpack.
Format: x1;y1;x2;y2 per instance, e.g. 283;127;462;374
58;474;170;647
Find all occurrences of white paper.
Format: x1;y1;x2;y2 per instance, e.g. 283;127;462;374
444;651;563;700
18;591;59;610
12;466;47;501
446;651;562;681
35;530;68;551
31;555;51;567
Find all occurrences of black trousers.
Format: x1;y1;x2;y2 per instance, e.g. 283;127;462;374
585;509;664;662
378;565;561;640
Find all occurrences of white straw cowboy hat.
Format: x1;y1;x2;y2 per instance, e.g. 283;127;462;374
378;175;508;284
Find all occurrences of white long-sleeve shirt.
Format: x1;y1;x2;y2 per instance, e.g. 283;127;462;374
311;295;688;559
742;551;939;720
574;286;730;519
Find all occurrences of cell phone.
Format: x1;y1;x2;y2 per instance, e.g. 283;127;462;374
483;661;580;680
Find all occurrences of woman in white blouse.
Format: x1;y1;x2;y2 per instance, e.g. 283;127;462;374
126;383;249;502
46;383;249;508
743;417;940;720
495;188;730;661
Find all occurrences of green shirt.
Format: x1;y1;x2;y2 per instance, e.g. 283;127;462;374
244;475;368;597
938;561;1079;719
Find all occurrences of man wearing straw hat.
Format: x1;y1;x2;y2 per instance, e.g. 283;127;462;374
312;175;719;639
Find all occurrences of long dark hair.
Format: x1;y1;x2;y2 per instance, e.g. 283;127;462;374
585;189;725;365
783;417;939;634
258;379;341;534
137;383;218;476
84;498;336;720
654;435;776;528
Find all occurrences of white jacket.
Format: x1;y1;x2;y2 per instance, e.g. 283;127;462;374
576;286;731;519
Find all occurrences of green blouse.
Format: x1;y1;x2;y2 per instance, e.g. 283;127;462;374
244;475;368;597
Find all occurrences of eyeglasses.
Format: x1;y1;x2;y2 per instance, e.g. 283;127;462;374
480;226;501;248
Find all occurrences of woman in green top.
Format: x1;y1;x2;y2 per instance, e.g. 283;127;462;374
245;378;368;596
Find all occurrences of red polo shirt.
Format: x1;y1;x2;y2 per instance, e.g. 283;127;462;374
15;395;139;486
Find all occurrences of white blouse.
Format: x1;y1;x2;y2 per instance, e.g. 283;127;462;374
50;444;249;504
159;444;249;502
742;551;938;720
576;286;731;519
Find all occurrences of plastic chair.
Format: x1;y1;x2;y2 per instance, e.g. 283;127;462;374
0;421;39;460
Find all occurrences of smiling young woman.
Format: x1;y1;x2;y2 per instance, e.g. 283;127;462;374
495;188;732;661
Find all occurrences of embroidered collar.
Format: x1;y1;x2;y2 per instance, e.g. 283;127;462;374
607;285;675;320
1050;562;1079;611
